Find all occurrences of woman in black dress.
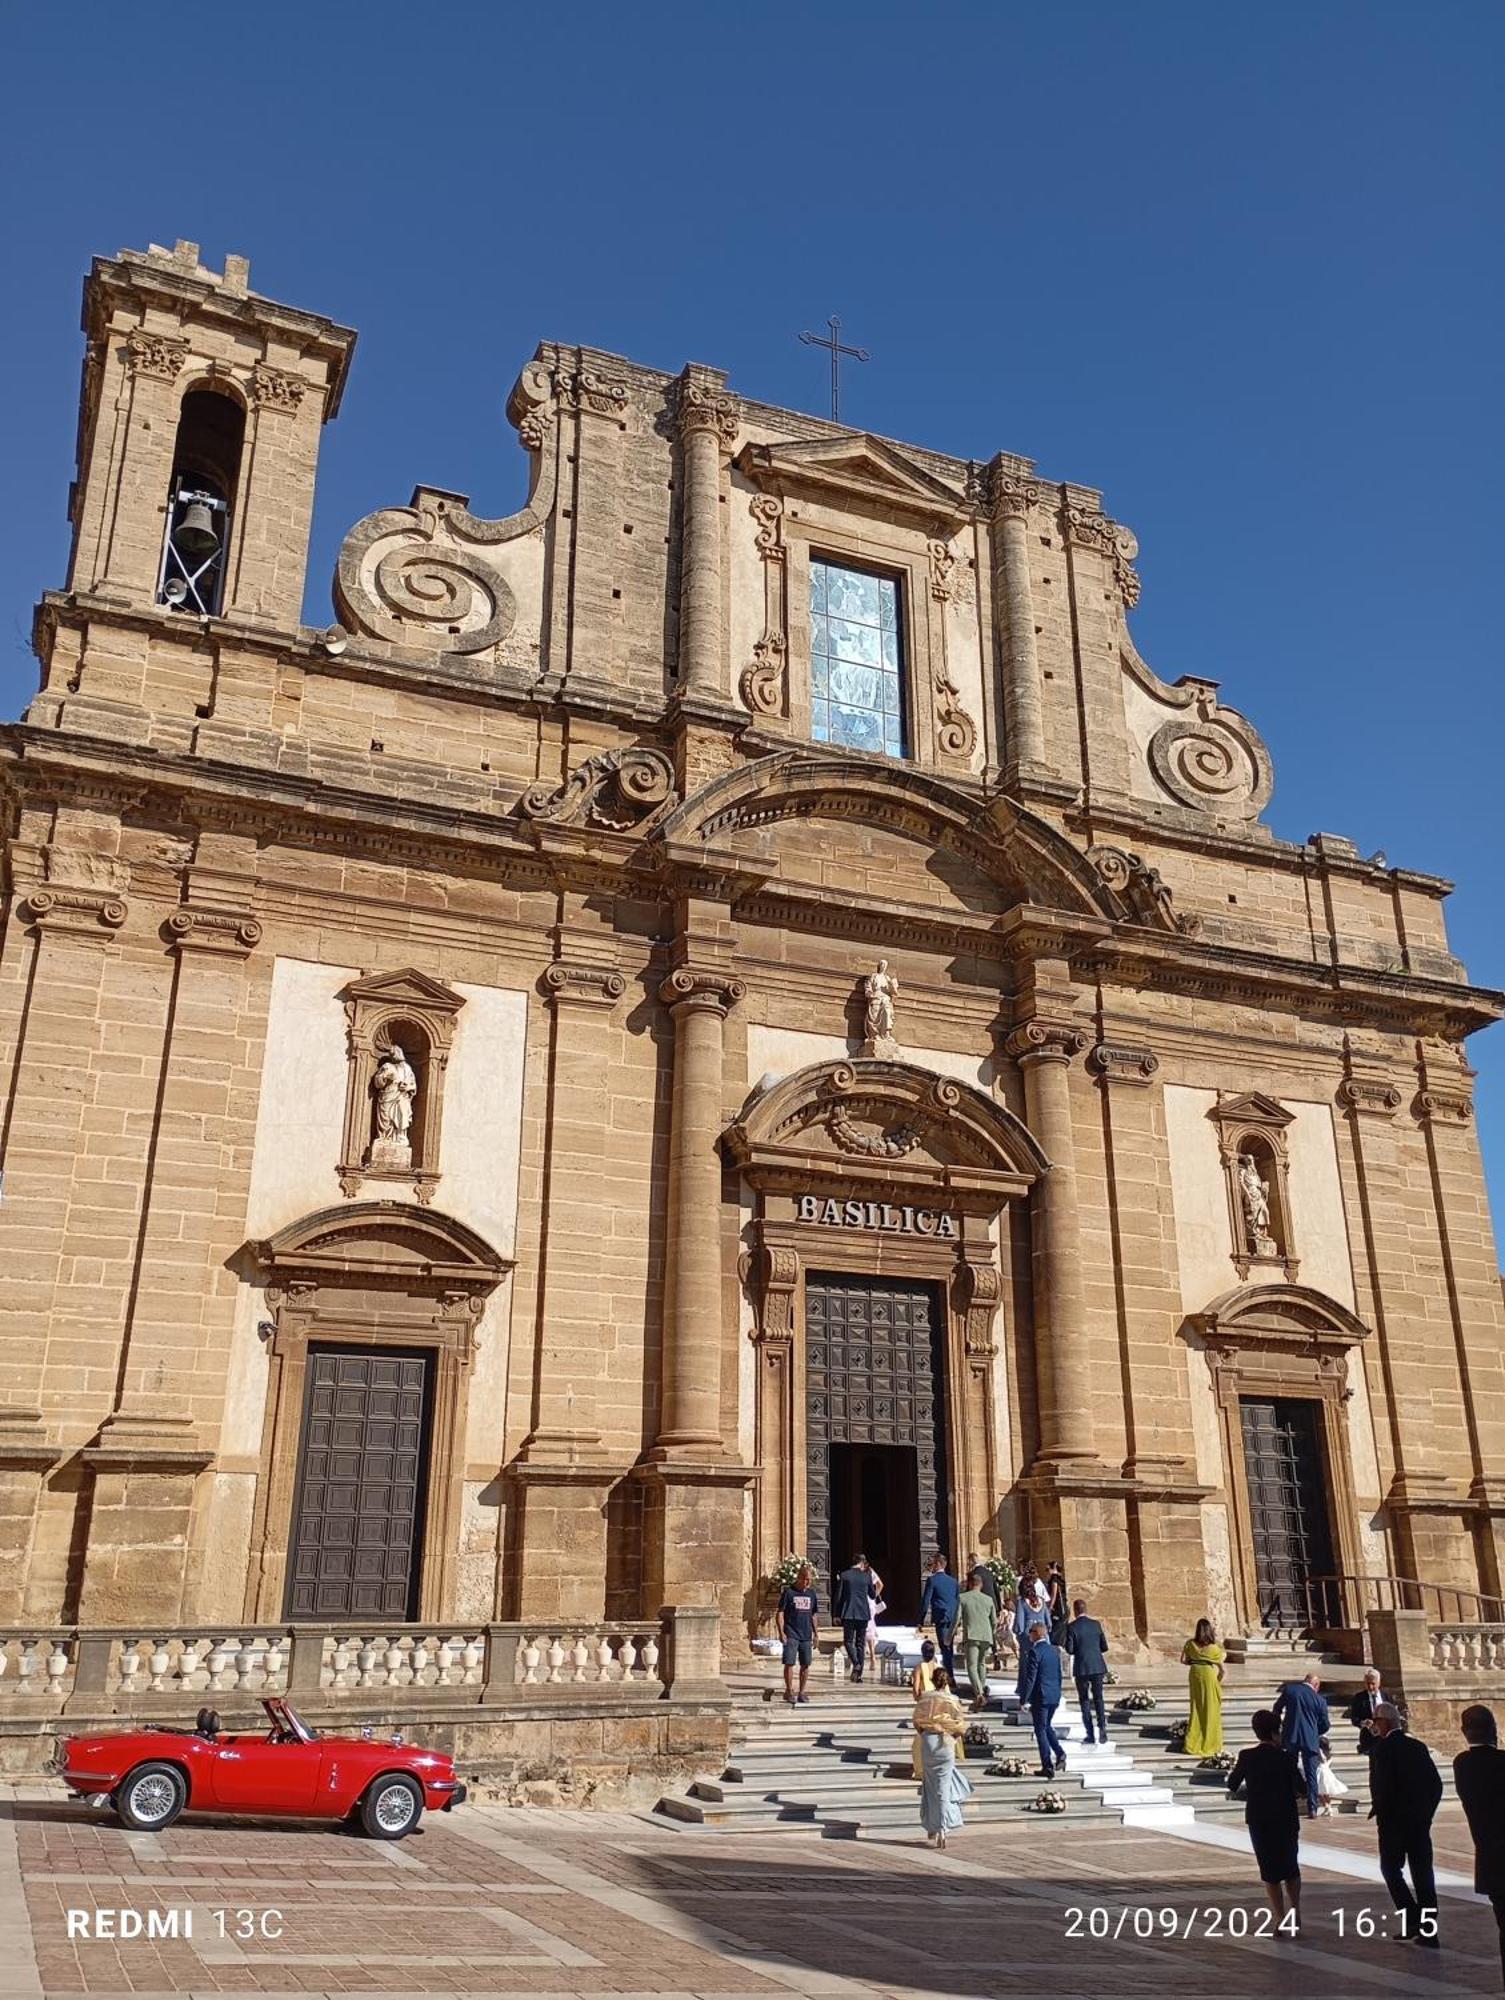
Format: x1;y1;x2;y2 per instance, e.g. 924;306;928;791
1228;1708;1302;1931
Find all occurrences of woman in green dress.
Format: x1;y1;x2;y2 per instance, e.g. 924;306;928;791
1181;1618;1226;1756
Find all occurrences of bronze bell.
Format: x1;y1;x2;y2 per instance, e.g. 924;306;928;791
176;498;219;560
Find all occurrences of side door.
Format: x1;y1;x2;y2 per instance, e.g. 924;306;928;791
206;1732;322;1815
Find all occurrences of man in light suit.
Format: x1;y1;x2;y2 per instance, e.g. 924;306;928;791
1018;1620;1066;1779
1273;1671;1331;1819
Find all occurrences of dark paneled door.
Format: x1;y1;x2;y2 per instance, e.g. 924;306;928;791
1239;1396;1336;1629
284;1346;433;1621
805;1273;947;1622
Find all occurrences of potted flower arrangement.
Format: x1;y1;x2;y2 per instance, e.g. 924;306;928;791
1121;1688;1158;1711
983;1554;1019;1602
1166;1718;1189;1751
1029;1789;1068;1813
1200;1750;1236;1773
988;1755;1029;1777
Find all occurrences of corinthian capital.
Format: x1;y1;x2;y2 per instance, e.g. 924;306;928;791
659;967;746;1016
1004;1018;1090;1066
676;375;739;450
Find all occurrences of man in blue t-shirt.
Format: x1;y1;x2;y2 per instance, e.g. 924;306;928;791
777;1563;820;1705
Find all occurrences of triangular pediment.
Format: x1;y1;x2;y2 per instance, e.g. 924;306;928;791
738;435;967;521
341;967;465;1014
1210;1091;1293;1129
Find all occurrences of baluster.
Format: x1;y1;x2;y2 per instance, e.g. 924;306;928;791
357;1639;379;1688
570;1635;590;1683
462;1635;483;1684
521;1636;541;1684
234;1642;255;1691
596;1635;615;1680
434;1636;455;1687
46;1641;70;1698
412;1635;433;1686
546;1635;566;1684
149;1640;171;1692
383;1638;404;1688
118;1639;143;1695
328;1636;350;1690
0;1640;10;1692
618;1637;638;1683
263;1636;286;1689
641;1634;660;1685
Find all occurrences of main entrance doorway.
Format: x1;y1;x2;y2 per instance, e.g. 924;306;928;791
805;1273;947;1623
284;1345;434;1620
1239;1396;1336;1629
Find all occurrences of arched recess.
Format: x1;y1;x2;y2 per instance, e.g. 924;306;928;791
724;1058;1046;1610
242;1203;510;1624
1184;1284;1372;1633
650;749;1134;923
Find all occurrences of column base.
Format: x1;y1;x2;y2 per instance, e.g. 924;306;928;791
78;1413;212;1625
634;1460;755;1638
505;1459;621;1621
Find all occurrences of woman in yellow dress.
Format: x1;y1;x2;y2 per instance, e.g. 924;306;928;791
1181;1618;1226;1756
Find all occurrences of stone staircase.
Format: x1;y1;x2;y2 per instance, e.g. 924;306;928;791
655;1635;1455;1839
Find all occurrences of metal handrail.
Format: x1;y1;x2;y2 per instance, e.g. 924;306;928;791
1259;1571;1505;1633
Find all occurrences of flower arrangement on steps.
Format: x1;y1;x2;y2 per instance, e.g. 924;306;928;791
1200;1750;1236;1772
1166;1718;1190;1751
982;1554;1019;1602
988;1756;1030;1777
1029;1789;1068;1813
1121;1688;1158;1712
769;1553;810;1591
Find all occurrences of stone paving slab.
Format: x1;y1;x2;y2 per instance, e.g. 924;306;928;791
2;1785;1501;1998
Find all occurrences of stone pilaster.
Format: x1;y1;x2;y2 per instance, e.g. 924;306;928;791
510;957;627;1621
987;466;1047;778
674;367;738;704
0;1412;61;1622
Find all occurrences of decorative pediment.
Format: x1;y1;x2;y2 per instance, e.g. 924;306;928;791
724;1058;1047;1209
1209;1091;1293;1131
1187;1283;1369;1353
737;435;968;526
249;1201;508;1288
341;967;466;1015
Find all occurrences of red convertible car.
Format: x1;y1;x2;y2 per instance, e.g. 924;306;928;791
53;1696;466;1838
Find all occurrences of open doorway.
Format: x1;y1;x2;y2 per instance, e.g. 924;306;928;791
829;1441;922;1621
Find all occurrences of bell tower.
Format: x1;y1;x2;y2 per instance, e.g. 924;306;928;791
64;239;355;628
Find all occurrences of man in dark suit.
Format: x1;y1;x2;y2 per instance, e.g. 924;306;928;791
1018;1620;1066;1778
1348;1667;1388;1758
1064;1597;1110;1745
918;1552;959;1680
1273;1672;1330;1818
1454;1703;1505;1985
1369;1702;1443;1947
833;1553;874;1683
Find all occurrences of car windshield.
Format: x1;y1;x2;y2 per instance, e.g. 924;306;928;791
263;1698;319;1744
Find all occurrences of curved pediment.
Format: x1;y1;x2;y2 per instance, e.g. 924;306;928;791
725;1058;1047;1208
248;1201;508;1288
1188;1283;1369;1349
655;753;1118;923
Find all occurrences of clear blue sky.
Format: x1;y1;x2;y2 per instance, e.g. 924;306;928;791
4;3;1502;1215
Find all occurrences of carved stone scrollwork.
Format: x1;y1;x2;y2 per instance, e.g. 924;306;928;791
742;493;789;717
23;889;129;934
541;963;627;1006
1149;712;1271;820
754;1243;800;1346
658;967;746;1016
1336;1076;1403;1118
828;1106;921;1158
1003;1020;1090;1066
1415;1088;1474;1127
676;379;739;449
988;472;1043;520
1062;506;1143;609
165;909;264;956
1089;1043;1160;1086
1086;844;1198;935
750;494;785;558
518;745;677;831
553;365;629;420
954;1257;1002;1358
933;661;978;760
124;330;189;381
248;364;307;413
927;538;958;601
741;631;786;717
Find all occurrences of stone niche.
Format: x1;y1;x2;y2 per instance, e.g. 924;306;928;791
1209;1091;1299;1282
336;968;465;1203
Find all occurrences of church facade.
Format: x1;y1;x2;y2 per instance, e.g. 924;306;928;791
2;239;1503;1655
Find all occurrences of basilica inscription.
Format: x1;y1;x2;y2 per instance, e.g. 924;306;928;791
795;1194;959;1239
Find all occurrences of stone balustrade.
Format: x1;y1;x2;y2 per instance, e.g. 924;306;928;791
0;1611;717;1712
1429;1622;1505;1673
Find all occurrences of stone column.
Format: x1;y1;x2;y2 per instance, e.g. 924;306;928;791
510;958;626;1621
674;367;738;704
1006;1018;1096;1468
988;466;1047;777
638;965;751;1629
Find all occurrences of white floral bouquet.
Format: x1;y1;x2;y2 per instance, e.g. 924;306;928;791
1166;1718;1189;1750
1122;1688;1158;1711
1029;1789;1068;1813
770;1553;810;1591
989;1756;1029;1777
1200;1750;1236;1772
983;1554;1019;1601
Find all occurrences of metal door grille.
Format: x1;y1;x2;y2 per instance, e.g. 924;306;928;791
1239;1396;1335;1628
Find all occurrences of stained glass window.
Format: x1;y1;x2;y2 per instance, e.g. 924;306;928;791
809;559;907;758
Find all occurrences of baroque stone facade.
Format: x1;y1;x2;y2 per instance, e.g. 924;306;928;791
2;239;1503;1655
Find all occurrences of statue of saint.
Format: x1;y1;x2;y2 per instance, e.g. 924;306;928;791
370;1045;418;1166
862;960;900;1055
1237;1152;1272;1242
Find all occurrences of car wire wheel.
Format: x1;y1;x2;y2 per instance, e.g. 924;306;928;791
117;1762;186;1831
362;1775;422;1839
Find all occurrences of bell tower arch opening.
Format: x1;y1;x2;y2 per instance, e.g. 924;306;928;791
158;385;245;616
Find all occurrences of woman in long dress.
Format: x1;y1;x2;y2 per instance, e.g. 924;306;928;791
1181;1617;1226;1756
1013;1565;1049;1695
914;1667;972;1849
909;1640;941;1778
864;1566;887;1677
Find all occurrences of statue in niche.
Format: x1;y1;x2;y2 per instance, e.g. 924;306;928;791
369;1044;418;1168
861;960;900;1058
1237;1151;1276;1253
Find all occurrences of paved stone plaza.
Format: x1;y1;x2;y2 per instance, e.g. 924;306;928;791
2;1787;1501;1999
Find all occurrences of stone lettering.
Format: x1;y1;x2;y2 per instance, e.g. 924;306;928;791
794;1194;960;1239
796;1195;819;1223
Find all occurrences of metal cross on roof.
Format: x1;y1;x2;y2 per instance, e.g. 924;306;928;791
799;315;870;423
